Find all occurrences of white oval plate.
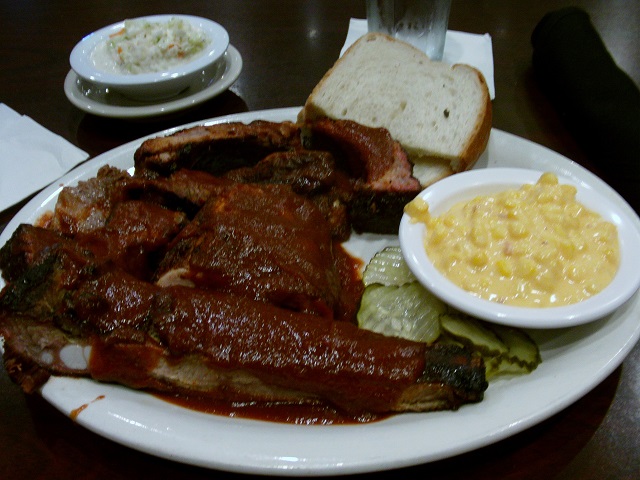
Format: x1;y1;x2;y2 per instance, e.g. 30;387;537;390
399;168;640;329
1;108;639;476
64;45;242;119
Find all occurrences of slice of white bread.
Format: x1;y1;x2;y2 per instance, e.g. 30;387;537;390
298;33;492;187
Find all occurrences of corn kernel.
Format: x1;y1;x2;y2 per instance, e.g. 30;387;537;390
517;258;538;278
496;259;513;277
537;190;555;203
558;239;576;258
503;196;519;209
538;172;558;185
443;214;458;227
535;269;557;292
471;225;489;247
470;251;488;267
508;221;529;238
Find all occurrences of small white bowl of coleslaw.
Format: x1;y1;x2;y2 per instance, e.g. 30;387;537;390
70;15;229;100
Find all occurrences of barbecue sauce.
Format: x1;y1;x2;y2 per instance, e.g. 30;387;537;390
70;395;105;421
154;393;388;425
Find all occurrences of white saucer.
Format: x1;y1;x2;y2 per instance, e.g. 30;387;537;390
64;44;242;119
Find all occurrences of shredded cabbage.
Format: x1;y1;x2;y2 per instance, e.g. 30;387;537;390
104;18;209;74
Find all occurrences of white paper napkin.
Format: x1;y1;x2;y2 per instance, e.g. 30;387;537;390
0;104;89;212
341;19;495;100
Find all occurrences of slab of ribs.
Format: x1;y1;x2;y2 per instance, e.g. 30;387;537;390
0;118;487;417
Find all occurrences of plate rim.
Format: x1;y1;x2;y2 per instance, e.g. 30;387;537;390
2;107;640;476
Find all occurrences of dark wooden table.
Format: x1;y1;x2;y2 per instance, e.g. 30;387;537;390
1;1;639;479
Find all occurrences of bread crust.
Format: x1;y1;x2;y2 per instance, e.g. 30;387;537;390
453;65;492;173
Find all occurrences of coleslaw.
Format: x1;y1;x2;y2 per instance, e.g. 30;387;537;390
91;17;210;74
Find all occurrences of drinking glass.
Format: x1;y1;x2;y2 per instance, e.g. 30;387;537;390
366;0;452;60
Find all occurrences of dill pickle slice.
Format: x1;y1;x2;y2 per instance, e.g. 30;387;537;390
440;314;509;356
451;322;541;378
487;323;542;370
484;355;535;379
357;282;443;344
362;246;416;287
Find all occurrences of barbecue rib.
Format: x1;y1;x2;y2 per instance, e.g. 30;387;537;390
133;118;423;235
222;150;353;240
302;118;422;234
134;120;303;177
0;255;487;413
154;181;360;321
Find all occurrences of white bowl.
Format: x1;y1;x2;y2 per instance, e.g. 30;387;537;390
70;15;229;101
399;168;640;329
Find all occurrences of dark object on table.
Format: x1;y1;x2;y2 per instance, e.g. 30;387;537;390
531;7;640;213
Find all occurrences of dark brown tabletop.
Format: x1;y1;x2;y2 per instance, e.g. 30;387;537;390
1;1;639;479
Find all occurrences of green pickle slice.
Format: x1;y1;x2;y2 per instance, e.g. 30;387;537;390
440;314;509;356
357;283;443;344
362;246;416;287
